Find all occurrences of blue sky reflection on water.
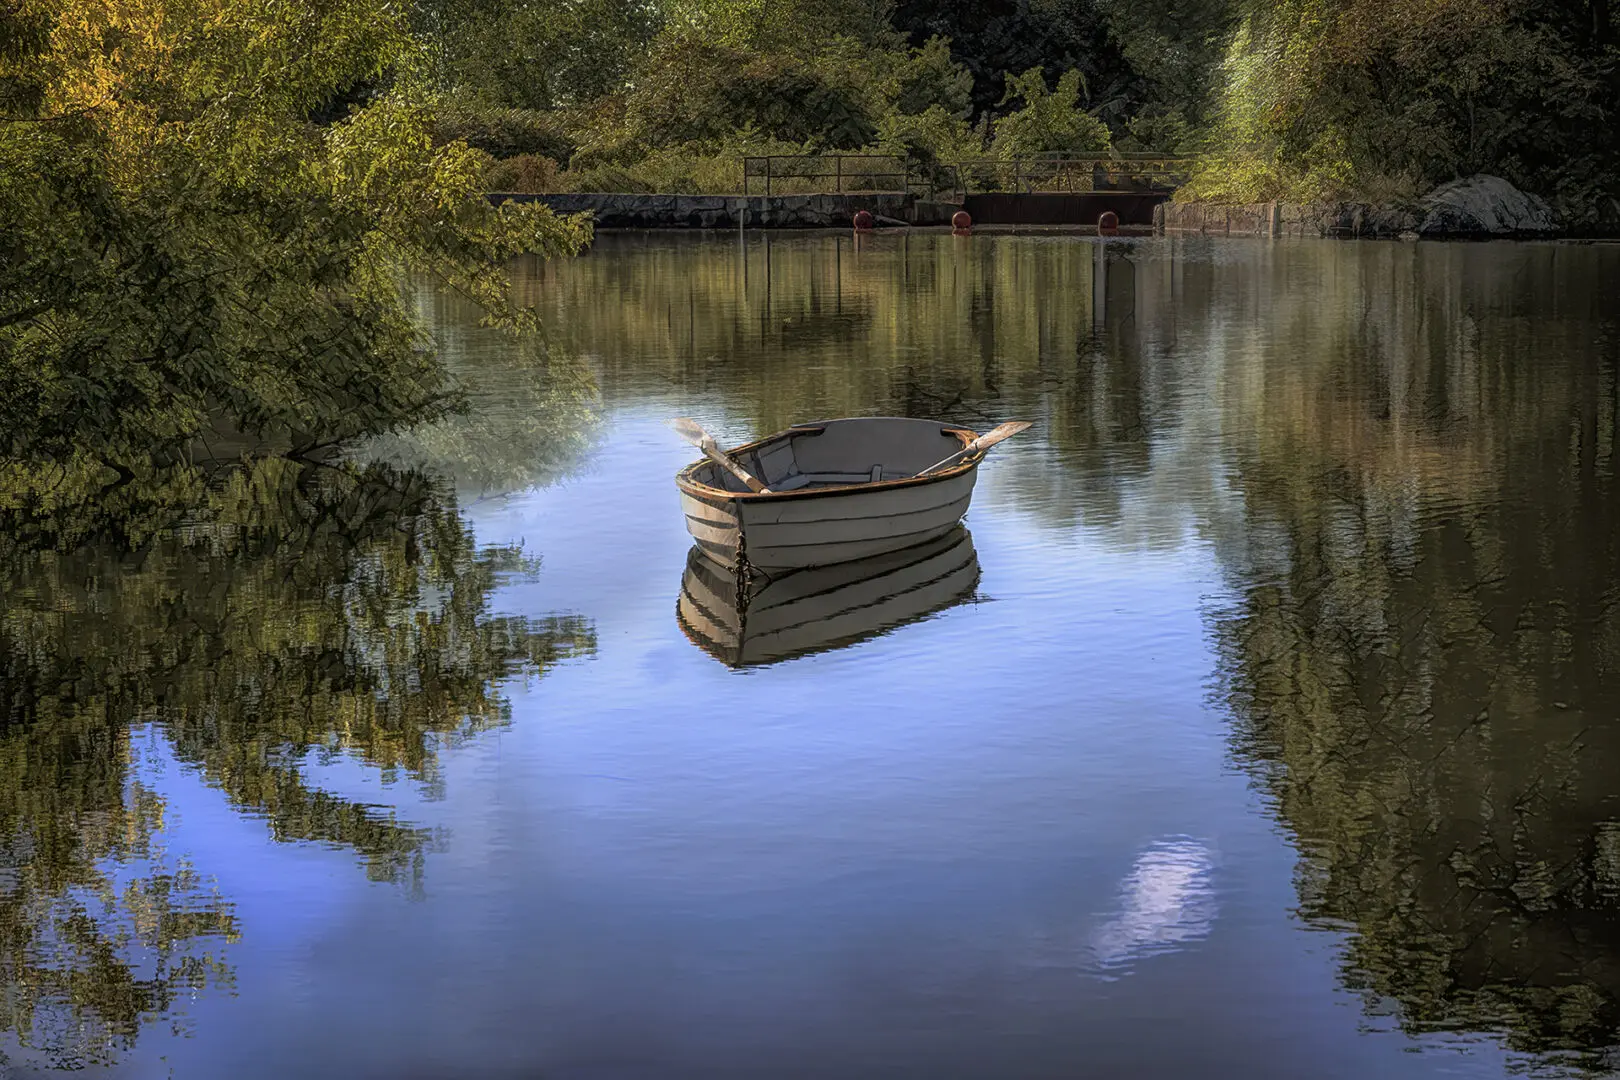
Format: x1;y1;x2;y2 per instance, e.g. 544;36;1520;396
34;233;1620;1079
113;402;1510;1080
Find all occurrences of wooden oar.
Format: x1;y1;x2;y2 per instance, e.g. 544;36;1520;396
669;417;771;494
916;421;1033;477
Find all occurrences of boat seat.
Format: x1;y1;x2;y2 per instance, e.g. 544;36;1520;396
800;471;896;486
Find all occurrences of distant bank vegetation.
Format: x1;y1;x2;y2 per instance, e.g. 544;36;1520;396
2;0;1616;479
433;0;1620;227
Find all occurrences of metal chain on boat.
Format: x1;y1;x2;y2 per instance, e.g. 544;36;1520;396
734;534;756;614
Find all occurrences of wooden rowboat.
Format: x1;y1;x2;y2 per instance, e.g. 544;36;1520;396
676;417;998;573
676;526;980;667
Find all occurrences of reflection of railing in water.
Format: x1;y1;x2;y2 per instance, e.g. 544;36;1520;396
676;525;981;667
730;228;1140;350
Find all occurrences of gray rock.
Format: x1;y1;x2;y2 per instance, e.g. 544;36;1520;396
1418;175;1560;236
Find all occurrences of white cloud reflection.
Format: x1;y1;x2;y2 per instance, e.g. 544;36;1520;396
1087;837;1217;976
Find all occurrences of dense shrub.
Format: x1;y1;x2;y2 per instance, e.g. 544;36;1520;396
626;34;881;150
991;68;1114;158
430;103;575;162
485;154;563;192
875;105;987;193
1181;0;1618;218
887;36;976;118
428;0;664;111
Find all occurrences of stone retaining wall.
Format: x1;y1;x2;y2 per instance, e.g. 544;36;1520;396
490;192;920;228
1155;200;1421;238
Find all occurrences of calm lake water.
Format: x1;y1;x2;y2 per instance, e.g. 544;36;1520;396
4;232;1620;1079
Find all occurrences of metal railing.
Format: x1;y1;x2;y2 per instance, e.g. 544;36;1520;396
742;154;910;196
938;154;1192;200
740;152;1192;200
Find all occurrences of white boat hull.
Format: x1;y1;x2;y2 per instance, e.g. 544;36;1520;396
676;418;985;573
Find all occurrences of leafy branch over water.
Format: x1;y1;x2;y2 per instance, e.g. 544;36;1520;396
0;0;589;470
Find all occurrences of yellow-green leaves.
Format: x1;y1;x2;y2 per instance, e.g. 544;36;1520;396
0;0;590;466
1182;0;1607;207
991;67;1113;159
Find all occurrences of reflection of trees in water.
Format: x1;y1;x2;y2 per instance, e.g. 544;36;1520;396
519;233;1207;540
1208;243;1620;1067
0;458;595;1066
354;284;604;499
515;234;1110;435
517;233;1620;1063
0;718;235;1069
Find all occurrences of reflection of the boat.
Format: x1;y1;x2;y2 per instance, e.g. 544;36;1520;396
677;525;980;667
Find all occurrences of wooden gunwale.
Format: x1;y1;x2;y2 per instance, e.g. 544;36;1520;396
673;424;982;503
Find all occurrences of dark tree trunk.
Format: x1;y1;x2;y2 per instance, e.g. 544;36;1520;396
1597;0;1612;46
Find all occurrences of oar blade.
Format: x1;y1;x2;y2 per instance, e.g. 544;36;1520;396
913;420;1033;478
668;417;713;448
668;417;770;494
970;420;1033;451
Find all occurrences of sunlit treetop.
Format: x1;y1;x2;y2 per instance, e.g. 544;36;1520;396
0;0;590;465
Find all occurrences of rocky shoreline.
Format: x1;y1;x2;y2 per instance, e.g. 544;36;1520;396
1155;175;1565;240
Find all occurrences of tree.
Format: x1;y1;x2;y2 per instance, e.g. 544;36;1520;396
662;0;898;54
1182;0;1617;216
991;68;1114;159
0;0;589;470
426;0;665;110
1094;0;1237;123
888;35;975;118
889;0;1142;122
624;32;881;150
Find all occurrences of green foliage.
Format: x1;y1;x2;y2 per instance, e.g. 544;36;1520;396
1184;0;1619;216
662;0;898;54
625;32;880;150
556;162;662;193
1;0;589;469
1095;0;1237;123
427;0;665;110
608;146;743;193
875;105;988;191
430;101;575;161
485;152;564;191
1114;110;1198;154
877;104;987;159
890;0;1142;121
991;68;1114;159
409;0;1620;216
888;35;976;117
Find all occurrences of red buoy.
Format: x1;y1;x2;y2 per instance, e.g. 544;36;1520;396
853;209;874;232
1097;210;1120;235
951;210;972;233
